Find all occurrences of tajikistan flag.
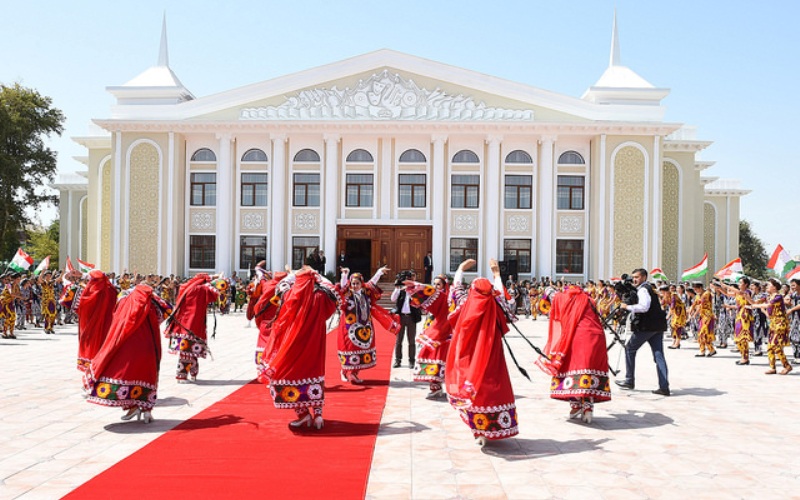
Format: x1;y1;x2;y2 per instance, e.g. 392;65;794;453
77;258;95;273
681;253;708;281
9;248;33;272
767;244;796;277
785;264;800;282
33;256;51;276
650;268;668;281
715;258;743;280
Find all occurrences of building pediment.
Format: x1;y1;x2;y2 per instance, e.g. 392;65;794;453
107;49;666;123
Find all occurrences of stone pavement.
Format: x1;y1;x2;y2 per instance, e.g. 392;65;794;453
2;312;799;499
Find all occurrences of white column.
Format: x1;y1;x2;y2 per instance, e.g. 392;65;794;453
67;190;74;264
166;132;175;275
726;195;732;262
484;135;502;277
113;131;122;272
270;134;287;269
598;134;607;278
650;135;661;269
431;135;447;278
380;137;391;220
323;133;340;274
538;136;555;278
215;133;233;274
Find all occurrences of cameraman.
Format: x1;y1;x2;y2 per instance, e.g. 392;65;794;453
614;268;671;396
391;270;421;368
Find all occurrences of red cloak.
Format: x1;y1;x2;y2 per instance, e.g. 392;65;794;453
76;270;118;372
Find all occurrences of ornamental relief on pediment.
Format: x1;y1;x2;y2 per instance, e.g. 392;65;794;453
240;70;534;121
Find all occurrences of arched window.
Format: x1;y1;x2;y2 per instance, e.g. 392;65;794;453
452;150;479;163
505;150;533;164
399;149;427;163
558;151;585;165
294;149;320;162
241;148;268;162
191;148;216;162
346;149;374;162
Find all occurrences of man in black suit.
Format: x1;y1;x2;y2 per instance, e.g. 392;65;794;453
390;270;421;368
423;252;433;284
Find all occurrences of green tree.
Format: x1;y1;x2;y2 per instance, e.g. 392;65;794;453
0;83;65;260
26;220;59;267
739;219;769;279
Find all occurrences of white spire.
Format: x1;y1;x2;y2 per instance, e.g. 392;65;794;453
609;9;620;67
158;12;169;67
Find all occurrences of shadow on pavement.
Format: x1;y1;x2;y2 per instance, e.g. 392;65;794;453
378;419;431;436
483;437;610;460
669;387;726;397
594;410;674;430
156;396;190;407
193;379;253;386
104;414;245;433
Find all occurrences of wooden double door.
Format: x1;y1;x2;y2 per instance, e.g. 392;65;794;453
336;225;431;283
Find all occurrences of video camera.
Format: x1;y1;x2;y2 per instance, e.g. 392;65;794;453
613;274;638;306
394;270;413;287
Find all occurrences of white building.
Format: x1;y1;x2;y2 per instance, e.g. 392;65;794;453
54;16;749;282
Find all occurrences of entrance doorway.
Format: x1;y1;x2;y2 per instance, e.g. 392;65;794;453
337;225;432;283
344;239;371;278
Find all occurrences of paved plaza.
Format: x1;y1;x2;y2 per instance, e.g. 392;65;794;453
1;311;799;499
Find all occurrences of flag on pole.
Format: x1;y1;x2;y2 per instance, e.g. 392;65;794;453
77;258;95;273
681;253;708;281
65;256;75;274
8;248;34;272
767;245;796;277
650;268;668;281
786;264;800;282
33;256;51;276
715;258;743;280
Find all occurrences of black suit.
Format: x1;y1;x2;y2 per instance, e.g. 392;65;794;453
423;255;433;284
392;288;420;366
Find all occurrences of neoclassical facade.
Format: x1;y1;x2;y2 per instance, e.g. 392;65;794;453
54;18;749;281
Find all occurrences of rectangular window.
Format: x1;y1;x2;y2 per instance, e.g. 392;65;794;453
398;174;426;208
450;238;478;272
292;236;320;270
451;175;480;208
345;173;374;207
189;235;215;269
503;239;532;273
556;239;584;274
557;175;585;210
504;175;532;209
190;173;216;206
293;173;320;207
240;235;267;270
241;173;268;206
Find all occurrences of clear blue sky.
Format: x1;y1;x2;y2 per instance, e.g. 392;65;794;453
2;1;798;263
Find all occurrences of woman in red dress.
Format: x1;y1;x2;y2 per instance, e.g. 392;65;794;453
76;270;117;373
536;285;611;424
253;271;287;379
406;274;451;399
446;259;519;447
261;268;338;429
165;274;219;383
84;285;170;423
335;266;389;384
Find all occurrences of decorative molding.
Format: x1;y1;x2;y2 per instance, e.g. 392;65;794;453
507;215;529;232
612;146;645;276
190;210;215;231
240;70;534;121
128;143;159;273
241;211;267;231
295;212;318;231
454;214;478;232
559;215;582;233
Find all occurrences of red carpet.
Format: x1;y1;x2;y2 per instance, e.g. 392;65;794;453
67;324;394;499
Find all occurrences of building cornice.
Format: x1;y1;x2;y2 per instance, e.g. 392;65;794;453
662;140;712;153
704;189;751;197
92;119;681;137
72;136;112;149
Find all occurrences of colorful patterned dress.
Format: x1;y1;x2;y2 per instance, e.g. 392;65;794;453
733;291;754;362
165;275;220;381
40;280;57;334
752;291;768;353
765;293;791;372
446;277;519;442
788;291;800;359
538;286;611;418
669;292;687;343
335;270;383;376
695;290;717;355
0;286;15;336
407;281;452;390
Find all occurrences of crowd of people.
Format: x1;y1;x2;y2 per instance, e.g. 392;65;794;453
3;256;797;448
